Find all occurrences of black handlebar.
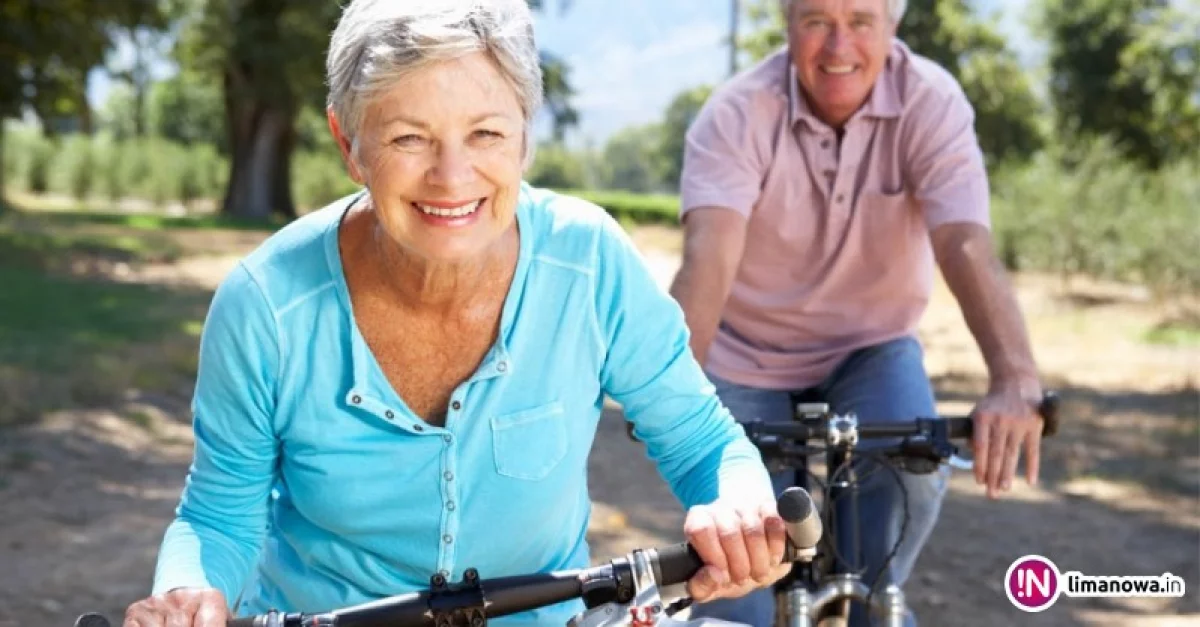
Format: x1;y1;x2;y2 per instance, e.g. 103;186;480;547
74;529;714;627
99;547;697;627
76;489;832;627
745;391;1061;444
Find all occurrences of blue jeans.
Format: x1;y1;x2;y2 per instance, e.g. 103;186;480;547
689;336;949;627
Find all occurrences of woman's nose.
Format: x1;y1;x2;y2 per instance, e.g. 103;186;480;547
426;144;475;188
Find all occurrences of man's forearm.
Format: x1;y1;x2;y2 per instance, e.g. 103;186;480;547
933;224;1041;395
669;256;732;366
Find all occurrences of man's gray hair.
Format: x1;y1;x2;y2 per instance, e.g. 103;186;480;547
326;0;543;164
779;0;907;24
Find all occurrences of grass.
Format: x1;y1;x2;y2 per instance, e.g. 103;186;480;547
1142;317;1200;347
0;224;183;269
0;205;216;427
25;207;283;232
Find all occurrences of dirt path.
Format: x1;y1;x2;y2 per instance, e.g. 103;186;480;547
1;225;1196;627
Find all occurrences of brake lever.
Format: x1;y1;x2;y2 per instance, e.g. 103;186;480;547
947;454;974;471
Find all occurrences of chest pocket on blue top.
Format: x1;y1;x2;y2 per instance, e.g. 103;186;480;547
490;400;568;480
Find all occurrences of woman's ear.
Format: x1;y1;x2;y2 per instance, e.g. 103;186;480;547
327;105;366;185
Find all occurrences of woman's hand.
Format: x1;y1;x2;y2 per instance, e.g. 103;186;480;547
123;588;229;627
682;497;791;602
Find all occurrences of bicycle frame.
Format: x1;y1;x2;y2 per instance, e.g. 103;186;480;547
768;400;910;627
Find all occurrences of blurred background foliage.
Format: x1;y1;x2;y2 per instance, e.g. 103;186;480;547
1;0;1197;295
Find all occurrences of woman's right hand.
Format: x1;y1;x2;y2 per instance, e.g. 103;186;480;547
123;587;229;627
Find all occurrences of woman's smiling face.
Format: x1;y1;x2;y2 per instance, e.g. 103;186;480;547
332;51;527;263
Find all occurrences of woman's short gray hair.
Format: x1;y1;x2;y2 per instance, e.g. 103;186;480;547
779;0;907;24
326;0;544;164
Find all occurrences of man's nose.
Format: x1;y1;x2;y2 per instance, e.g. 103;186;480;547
823;25;852;55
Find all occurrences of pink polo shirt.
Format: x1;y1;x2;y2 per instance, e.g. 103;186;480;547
680;39;991;390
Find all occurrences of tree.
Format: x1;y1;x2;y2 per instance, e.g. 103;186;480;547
529;0;580;142
599;125;667;193
1039;0;1200;169
738;0;787;61
150;70;228;152
106;27;172;138
901;0;1044;166
657;85;713;192
540;54;579;143
171;0;341;219
526;141;587;189
173;0;580;220
0;0;161;200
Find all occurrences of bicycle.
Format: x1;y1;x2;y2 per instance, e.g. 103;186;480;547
739;390;1061;627
71;485;825;627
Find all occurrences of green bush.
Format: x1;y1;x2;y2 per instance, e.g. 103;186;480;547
527;143;588;190
992;138;1199;296
187;143;225;202
55;135;95;200
97;138;128;200
26;136;54;194
556;188;680;226
292;150;361;211
119;138;154;200
2;123;31;189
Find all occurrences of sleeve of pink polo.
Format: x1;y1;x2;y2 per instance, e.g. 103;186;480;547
904;86;992;231
678;91;767;220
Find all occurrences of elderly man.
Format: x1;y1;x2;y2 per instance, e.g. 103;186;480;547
672;0;1046;624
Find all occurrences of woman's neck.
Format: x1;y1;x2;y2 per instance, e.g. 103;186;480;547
350;209;518;315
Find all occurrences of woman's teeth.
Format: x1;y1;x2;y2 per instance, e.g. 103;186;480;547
416;200;482;217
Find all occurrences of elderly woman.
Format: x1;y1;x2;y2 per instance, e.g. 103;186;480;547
122;1;789;626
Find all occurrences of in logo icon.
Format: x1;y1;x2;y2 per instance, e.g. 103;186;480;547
1005;554;1062;612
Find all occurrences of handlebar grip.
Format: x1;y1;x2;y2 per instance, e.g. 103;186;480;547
652;542;705;587
948;391;1061;440
1039;390;1060;436
226;617;260;627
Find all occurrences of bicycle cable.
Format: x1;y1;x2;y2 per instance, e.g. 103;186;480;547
813;448;912;619
857;449;911;619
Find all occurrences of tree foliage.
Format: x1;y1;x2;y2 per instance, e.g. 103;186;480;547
1039;0;1200;169
0;0;165;125
657;85;713;190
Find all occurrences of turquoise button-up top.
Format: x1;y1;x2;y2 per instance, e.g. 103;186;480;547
152;183;772;625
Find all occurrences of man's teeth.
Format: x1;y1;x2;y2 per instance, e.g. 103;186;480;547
416;200;482;217
822;65;856;74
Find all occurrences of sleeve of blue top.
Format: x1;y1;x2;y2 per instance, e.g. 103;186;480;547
151;262;281;606
592;213;773;511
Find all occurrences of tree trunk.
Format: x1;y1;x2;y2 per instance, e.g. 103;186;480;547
221;67;297;220
729;0;740;77
77;86;93;135
133;29;147;137
0;123;7;211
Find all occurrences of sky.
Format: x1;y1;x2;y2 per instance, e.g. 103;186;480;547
87;0;1038;146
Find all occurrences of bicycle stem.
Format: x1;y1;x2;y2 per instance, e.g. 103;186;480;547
785;577;907;627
